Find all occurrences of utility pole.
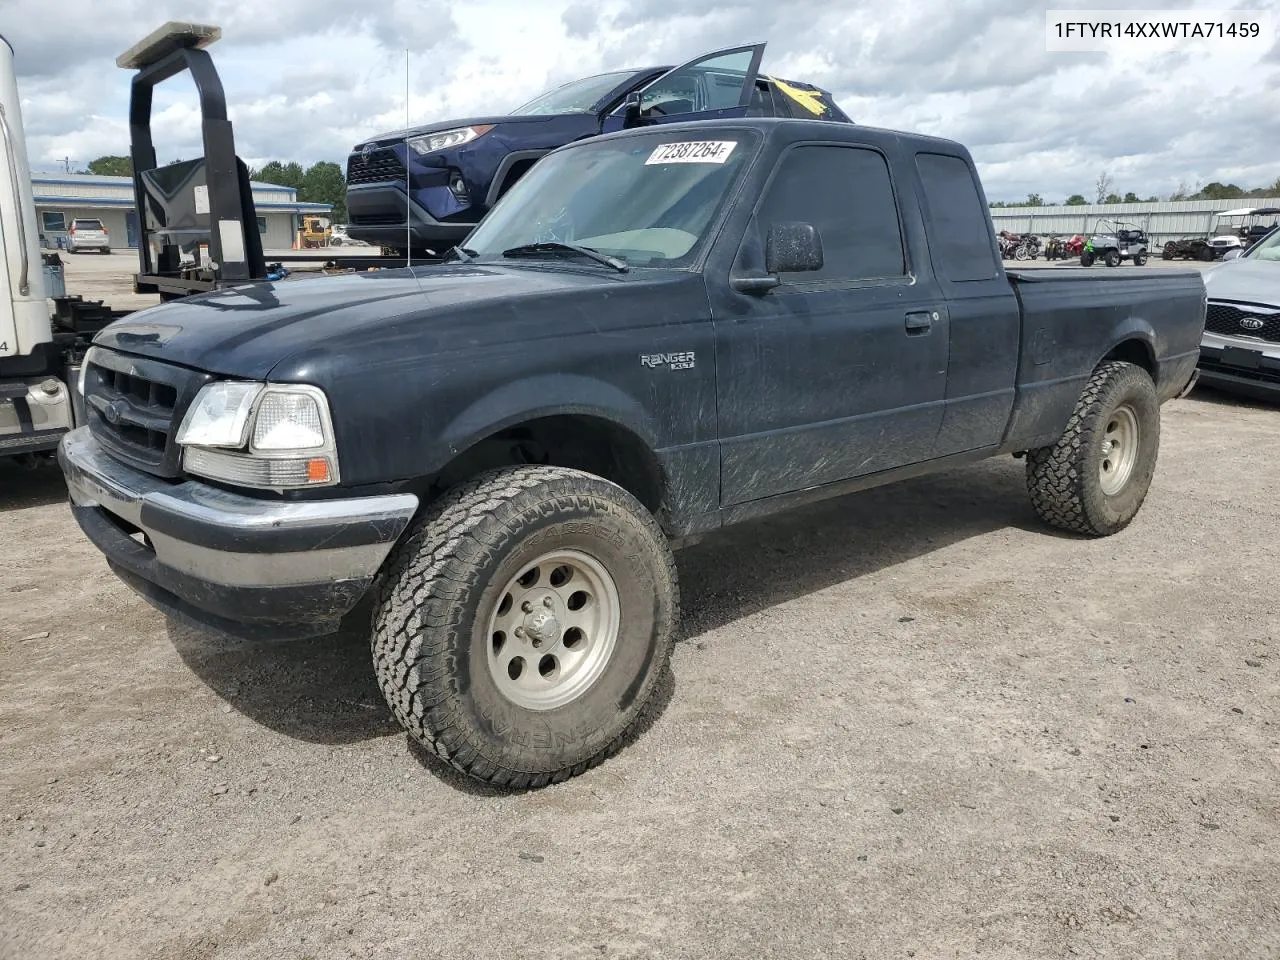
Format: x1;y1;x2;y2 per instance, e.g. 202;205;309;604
59;156;75;173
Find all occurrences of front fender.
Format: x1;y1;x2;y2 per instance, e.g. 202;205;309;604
436;373;660;468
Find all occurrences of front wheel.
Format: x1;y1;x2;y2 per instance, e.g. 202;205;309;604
371;466;678;788
1080;252;1095;267
1133;251;1147;266
1104;249;1121;267
1025;360;1160;537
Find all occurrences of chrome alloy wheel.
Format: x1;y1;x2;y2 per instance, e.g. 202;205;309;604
1099;404;1140;496
486;550;621;711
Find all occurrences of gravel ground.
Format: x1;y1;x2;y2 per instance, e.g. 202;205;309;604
1;385;1278;960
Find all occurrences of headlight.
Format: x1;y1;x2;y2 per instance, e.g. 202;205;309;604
175;382;262;447
176;382;339;490
406;124;493;155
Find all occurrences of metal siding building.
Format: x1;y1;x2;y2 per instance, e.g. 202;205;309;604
33;174;332;252
990;198;1280;246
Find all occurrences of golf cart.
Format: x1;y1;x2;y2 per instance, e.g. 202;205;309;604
1081;220;1149;267
1206;207;1280;259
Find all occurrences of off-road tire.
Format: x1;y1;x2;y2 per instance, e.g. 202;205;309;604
370;465;678;789
1080;252;1095;267
1104;249;1121;267
1025;361;1160;537
1133;251;1147;266
1162;243;1175;260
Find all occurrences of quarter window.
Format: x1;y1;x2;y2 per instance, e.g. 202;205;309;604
915;153;999;282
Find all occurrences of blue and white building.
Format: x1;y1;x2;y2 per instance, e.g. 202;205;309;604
33;173;332;252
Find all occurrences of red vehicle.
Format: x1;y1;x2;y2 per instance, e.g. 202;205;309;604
1063;234;1085;257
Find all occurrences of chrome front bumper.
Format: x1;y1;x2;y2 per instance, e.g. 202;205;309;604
58;427;419;638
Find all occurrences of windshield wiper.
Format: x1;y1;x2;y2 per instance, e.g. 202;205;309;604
444;245;479;263
501;241;629;273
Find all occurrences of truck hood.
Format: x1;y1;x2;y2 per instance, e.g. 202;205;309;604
361;114;560;146
92;265;632;381
1204;258;1280;305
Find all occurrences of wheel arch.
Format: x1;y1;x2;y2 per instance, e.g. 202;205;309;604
484;151;552;207
427;379;666;515
1101;333;1158;385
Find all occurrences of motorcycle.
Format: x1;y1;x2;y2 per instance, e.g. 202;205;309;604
1062;234;1085;257
1043;235;1065;260
997;230;1023;260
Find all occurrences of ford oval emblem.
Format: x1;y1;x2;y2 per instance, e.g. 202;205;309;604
1240;316;1265;331
104;399;127;425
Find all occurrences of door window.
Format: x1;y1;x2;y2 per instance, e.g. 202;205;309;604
639;47;759;120
757;145;906;282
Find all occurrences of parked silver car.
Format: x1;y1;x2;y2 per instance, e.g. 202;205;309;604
66;217;111;254
1198;228;1280;400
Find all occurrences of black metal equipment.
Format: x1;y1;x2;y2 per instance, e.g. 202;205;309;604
116;23;422;302
118;23;266;299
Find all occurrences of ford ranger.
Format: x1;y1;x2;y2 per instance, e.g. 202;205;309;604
58;117;1206;789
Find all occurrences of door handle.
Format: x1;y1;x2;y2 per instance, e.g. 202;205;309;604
905;311;936;335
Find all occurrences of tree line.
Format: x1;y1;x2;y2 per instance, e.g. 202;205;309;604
989;171;1280;208
83;155;348;222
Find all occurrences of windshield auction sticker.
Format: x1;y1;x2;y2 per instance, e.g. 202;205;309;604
645;141;738;165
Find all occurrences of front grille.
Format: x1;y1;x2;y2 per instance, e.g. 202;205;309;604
1200;358;1280;386
347;147;406;185
83;349;212;478
1205;302;1280;344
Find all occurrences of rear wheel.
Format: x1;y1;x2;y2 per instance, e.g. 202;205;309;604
1162;242;1175;260
1133;250;1147;266
370;465;678;788
1025;360;1160;537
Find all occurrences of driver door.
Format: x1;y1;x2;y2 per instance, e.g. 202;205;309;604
601;43;765;134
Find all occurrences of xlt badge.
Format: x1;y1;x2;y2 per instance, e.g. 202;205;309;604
641;351;695;371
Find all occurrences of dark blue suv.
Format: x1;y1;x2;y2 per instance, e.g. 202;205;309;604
344;43;850;254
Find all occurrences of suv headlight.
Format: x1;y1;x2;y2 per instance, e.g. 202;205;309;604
176;382;339;490
406;124;493;155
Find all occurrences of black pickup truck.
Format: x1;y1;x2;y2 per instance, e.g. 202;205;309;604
58;118;1205;788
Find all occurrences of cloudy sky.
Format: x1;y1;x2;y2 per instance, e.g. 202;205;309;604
7;0;1279;202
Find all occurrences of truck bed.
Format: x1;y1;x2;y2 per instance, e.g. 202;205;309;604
1002;269;1205;451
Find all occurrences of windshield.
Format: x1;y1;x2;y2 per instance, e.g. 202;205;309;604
510;71;638;116
74;220;104;230
1244;226;1280;261
464;131;757;267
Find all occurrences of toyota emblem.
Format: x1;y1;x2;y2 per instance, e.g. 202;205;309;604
104;399;127;425
1240;316;1265;331
360;142;375;160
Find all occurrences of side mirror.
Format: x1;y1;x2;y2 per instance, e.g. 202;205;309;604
1223;248;1243;261
621;91;643;129
765;221;824;274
